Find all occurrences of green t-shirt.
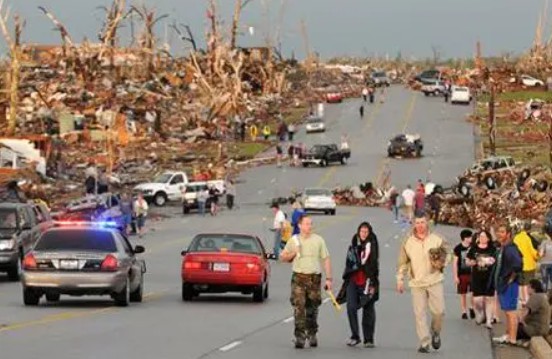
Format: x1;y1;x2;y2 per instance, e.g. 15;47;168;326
283;233;329;274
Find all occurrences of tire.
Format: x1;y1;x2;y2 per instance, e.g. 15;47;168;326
302;163;308;167
424;92;429;97
46;293;60;302
536;180;549;192
340;156;348;165
330;209;336;216
23;287;40;306
130;276;143;303
320;159;327;167
434;90;440;96
183;206;190;214
485;177;497;190
153;192;167;207
253;282;266;303
7;254;22;282
182;283;194;301
114;277;130;307
263;282;269;299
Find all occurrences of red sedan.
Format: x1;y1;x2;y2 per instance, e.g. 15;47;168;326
325;92;343;103
181;233;273;302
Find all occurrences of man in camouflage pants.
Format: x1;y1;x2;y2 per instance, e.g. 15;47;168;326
280;215;333;349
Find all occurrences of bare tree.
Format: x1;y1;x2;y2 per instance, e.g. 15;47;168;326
130;4;168;77
230;0;254;49
37;6;74;57
0;0;23;135
170;22;197;52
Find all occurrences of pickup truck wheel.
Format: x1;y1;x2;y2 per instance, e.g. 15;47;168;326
340;156;348;165
424;92;429;97
330;209;336;216
433;90;440;96
153;192;167;207
302;163;308;167
320;159;328;167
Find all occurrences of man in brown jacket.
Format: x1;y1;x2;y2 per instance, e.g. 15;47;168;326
397;215;450;353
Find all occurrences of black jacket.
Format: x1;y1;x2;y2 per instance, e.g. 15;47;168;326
341;232;380;302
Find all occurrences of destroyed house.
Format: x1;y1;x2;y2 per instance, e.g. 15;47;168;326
238;47;271;62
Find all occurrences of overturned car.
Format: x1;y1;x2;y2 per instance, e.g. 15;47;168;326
387;134;423;158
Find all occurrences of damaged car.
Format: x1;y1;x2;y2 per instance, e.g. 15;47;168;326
387;134;423;158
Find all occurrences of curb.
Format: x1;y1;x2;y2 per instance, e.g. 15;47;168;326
530;336;552;359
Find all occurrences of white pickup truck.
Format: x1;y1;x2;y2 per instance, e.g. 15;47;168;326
134;171;189;206
182;180;226;214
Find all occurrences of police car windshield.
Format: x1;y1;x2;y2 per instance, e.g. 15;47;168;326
35;230;117;252
189;235;262;255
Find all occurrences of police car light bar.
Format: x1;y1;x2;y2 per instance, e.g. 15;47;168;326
53;221;120;228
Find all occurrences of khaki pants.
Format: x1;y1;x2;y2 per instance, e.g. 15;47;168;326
404;205;413;221
411;283;445;346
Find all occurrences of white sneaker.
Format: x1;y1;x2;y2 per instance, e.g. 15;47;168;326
492;335;508;344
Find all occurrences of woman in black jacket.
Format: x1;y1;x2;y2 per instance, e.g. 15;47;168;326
342;221;380;347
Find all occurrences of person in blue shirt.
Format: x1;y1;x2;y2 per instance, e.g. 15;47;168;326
291;200;305;236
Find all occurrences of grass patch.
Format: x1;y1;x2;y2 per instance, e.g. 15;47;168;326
479;90;552;103
227;142;270;160
283;106;308;125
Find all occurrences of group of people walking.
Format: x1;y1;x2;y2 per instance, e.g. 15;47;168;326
278;210;551;353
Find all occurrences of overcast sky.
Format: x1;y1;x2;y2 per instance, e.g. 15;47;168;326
5;0;550;60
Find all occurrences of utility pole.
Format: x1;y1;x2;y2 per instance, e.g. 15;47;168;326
489;78;496;156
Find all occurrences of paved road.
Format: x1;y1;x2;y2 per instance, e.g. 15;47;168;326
0;87;489;359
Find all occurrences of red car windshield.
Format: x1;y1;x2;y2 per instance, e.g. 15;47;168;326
189;235;262;255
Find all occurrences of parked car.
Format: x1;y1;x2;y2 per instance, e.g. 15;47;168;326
387;134;424;157
21;223;146;306
325;92;343;103
521;75;544;87
370;71;390;87
469;156;516;173
421;80;446;96
301;188;336;215
301;144;351;167
451;86;471;104
182;180;226;214
181;233;272;302
134;171;188;206
305;117;326;133
0;202;47;281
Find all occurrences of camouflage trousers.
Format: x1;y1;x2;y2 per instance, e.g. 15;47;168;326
290;272;322;340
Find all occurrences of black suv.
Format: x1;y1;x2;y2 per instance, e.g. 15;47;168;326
0;203;52;281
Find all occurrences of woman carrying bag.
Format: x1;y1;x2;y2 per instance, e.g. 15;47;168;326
340;222;380;348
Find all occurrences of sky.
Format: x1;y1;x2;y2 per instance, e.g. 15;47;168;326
4;0;550;60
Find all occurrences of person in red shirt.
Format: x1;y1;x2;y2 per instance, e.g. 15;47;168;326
414;187;426;217
341;222;380;348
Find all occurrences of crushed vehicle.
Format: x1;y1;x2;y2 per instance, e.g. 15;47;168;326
182;180;226;214
415;69;441;84
387;134;424;158
52;193;125;230
305;116;326;133
468;156;516;174
134;171;188;206
301;144;351;167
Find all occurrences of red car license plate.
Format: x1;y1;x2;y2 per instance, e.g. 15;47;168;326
213;263;230;272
